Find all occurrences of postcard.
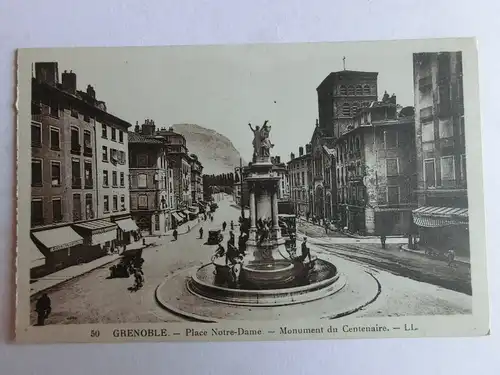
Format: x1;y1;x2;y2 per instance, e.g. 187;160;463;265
15;38;489;343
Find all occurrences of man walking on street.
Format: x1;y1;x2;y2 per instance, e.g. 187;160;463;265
299;237;312;264
35;293;51;326
380;234;387;249
222;221;227;231
199;227;204;239
173;229;178;241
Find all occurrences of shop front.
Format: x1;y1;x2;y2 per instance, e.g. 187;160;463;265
188;205;199;220
31;225;84;271
412;206;469;256
114;217;140;251
73;219;118;255
172;211;184;228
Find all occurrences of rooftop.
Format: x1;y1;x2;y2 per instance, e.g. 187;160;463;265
128;132;163;144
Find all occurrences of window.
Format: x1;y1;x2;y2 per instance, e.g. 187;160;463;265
347;86;354;95
119;130;124;143
112;171;118;187
138;194;148;209
120;195;126;211
31;123;42;147
351;102;359;116
103;195;109;212
387;186;400;204
438;83;451;116
84;161;93;188
384;130;398;149
85;194;93;219
440;156;455;181
50;127;60;150
83;130;92;155
103;170;109;187
424;159;436;188
386;158;399;176
102;146;108;162
422;121;434;143
31;199;43;225
102;124;107;139
52;198;62;222
72;159;81;188
32;159;42;186
51;161;61;186
71;126;80;153
355;85;362;95
120;172;125;187
49;99;59;117
342;103;351;116
119;151;126;165
113;195;118;211
111;128;116;141
138;174;147;188
363;85;371;95
73;194;81;221
460;154;467;182
110;148;118;164
439;119;454;138
339;85;347;95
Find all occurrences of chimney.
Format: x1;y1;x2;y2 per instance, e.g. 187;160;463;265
35;62;59;86
299;147;304;156
168;126;174;132
306;143;312;154
61;70;77;94
134;121;140;133
276;156;281;164
86;84;96;98
290;152;295;160
141;119;156;136
315;119;319;127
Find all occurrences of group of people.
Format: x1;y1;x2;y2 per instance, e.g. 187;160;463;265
256;217;272;245
213;230;248;266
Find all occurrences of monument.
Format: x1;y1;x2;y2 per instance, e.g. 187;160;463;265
241;121;295;287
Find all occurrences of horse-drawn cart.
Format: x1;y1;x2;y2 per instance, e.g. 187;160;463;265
109;243;144;278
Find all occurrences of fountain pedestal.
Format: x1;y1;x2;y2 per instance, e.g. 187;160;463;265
240;158;295;288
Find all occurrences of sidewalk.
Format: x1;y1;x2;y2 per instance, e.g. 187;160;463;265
30;238;163;297
400;244;470;266
30;253;121;297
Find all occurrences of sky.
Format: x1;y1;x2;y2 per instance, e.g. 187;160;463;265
31;42;417;162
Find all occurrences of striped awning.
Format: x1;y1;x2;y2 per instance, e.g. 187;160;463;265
412;206;468;228
73;220;117;234
172;212;184;221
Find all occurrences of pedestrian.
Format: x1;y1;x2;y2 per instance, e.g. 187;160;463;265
238;232;247;256
199;227;204;239
35;293;51;326
380;234;387;249
173;229;178;241
230;220;234;231
446;248;456;268
299;237;312;264
222;221;227;231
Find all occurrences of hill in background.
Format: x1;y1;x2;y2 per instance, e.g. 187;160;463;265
171;123;246;175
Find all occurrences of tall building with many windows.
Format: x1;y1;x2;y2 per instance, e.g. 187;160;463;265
30;63;134;278
287;146;312;216
412;52;468;255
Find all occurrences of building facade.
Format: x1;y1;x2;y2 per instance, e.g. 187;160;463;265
128;127;171;235
336;99;416;235
270;156;289;201
287;146;312;216
190;153;204;203
30;63;135;278
412;52;468;255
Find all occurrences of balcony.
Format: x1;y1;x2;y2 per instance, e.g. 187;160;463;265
419;106;434;121
71;144;81;155
417;179;467;191
72;176;82;189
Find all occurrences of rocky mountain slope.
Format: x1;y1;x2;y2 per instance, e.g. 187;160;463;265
171;123;245;175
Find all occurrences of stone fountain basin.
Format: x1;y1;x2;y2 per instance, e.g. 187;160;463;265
187;259;345;307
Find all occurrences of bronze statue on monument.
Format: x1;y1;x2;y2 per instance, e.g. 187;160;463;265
249;120;274;162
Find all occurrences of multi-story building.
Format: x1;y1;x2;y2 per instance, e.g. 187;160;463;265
190;153;204;204
336;96;416;235
270;156;289;200
412;52;468;255
128;123;171;234
287;146;312;216
30;63;134;278
309;120;337;222
157;127;192;213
